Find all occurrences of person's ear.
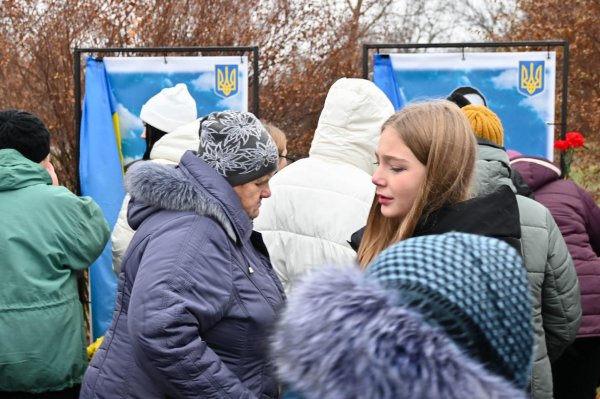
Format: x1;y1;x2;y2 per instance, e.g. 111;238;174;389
40;155;59;186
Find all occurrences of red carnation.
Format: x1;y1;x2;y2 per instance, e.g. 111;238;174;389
554;140;569;151
554;131;586;180
566;131;585;148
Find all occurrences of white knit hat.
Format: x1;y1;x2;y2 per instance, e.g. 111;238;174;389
140;83;197;133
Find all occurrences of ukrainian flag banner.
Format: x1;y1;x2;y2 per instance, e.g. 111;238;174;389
371;51;556;159
79;57;125;339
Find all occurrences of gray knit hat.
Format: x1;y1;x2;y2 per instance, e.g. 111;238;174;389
366;232;534;388
198;111;278;186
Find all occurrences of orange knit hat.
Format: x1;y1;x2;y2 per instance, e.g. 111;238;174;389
462;104;504;147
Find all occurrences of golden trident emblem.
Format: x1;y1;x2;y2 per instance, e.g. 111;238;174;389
217;66;237;97
520;62;543;95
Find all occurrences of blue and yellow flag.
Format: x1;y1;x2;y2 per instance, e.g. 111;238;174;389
374;54;405;111
79;57;125;339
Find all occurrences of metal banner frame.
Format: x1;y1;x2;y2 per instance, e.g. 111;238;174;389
73;45;260;190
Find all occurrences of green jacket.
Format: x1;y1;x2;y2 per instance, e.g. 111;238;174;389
473;141;581;399
0;149;109;393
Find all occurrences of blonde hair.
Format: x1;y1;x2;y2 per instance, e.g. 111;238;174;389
262;121;287;156
357;100;477;268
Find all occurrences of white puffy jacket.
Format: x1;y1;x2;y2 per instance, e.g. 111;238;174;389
254;78;395;293
111;119;200;274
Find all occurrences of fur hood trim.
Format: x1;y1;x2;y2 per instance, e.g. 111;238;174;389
272;266;526;399
125;160;237;242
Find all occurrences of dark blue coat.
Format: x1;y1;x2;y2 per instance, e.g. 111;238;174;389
81;151;285;398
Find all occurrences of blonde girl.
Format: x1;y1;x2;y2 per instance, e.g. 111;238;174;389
357;100;477;268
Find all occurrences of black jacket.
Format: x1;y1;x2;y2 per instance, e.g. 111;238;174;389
350;185;522;254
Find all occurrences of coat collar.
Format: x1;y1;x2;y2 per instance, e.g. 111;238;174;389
416;185;522;253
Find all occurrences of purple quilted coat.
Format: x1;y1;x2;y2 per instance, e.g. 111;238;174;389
511;155;600;337
80;151;286;398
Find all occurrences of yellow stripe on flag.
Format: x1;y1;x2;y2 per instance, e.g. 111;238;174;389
112;112;124;174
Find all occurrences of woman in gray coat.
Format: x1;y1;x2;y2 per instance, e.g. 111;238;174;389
80;111;285;399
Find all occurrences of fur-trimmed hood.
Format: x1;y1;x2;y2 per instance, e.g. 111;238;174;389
272;266;527;399
125;150;252;243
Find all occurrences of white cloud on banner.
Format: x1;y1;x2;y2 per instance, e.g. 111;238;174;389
123;156;138;165
520;94;551;122
217;95;243;109
191;73;214;92
491;69;517;90
117;103;143;138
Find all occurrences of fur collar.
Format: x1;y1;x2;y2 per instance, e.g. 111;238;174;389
125;159;237;242
272;266;527;399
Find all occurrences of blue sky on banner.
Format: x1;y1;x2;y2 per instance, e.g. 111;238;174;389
382;51;555;159
103;56;248;165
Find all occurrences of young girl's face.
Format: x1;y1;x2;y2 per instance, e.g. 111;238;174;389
372;127;426;220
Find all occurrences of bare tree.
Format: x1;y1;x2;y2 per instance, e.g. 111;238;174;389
0;0;496;190
457;0;522;40
482;0;600;198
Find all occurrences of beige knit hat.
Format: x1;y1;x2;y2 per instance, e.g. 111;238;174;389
462;104;504;147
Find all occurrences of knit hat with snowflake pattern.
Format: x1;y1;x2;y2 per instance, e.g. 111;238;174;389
197;111;278;186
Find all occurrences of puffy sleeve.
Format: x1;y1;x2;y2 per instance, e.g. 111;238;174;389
127;217;257;398
60;192;110;270
542;210;582;361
